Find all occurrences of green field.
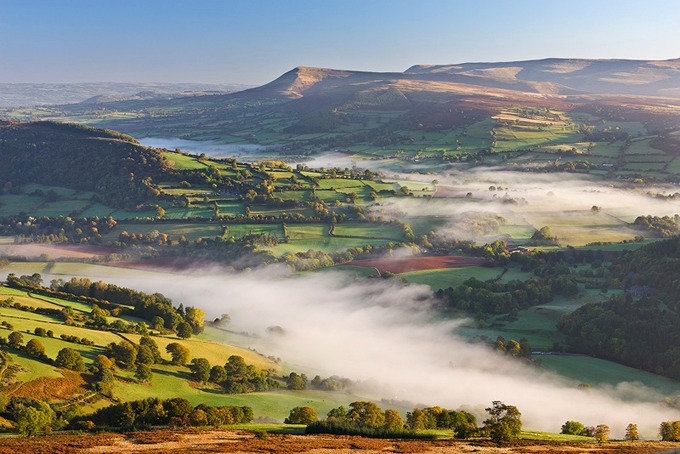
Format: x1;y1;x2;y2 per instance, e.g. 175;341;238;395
538;355;680;395
400;266;501;291
224;224;284;239
332;223;405;241
519;431;595;442
103;222;224;242
160;151;208;170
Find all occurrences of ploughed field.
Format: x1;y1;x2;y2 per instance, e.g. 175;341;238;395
347;255;486;274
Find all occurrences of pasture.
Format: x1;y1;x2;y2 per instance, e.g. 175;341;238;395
400;265;500;290
538;355;680;395
160;151;207;170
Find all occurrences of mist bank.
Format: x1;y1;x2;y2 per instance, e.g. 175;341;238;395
371;169;680;245
139;137;275;159
41;265;680;438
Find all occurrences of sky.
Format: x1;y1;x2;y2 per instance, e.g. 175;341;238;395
1;0;680;85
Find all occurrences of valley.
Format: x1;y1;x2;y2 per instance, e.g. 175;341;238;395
2;60;680;450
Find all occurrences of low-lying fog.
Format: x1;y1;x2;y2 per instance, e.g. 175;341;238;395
139;137;273;159
374;169;680;245
80;140;680;434
50;265;680;438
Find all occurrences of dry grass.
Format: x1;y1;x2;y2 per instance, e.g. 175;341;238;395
0;429;677;454
9;369;88;400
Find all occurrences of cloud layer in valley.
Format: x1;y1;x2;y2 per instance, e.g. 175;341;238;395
80;265;680;438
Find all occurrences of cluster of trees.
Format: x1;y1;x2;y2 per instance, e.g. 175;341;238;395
189;355;279;394
559;293;680;380
305;401;416;438
0;330;88;374
560;237;680;380
282;372;353;392
73;397;253;431
659;421;680;441
633;215;680;237
0;396;58;436
6;274;203;338
304;400;519;443
529;226;559;246
436;264;577;316
55;277;204;336
0;215;117;244
0;292;88;327
405;406;477;437
116;230;171;246
560;420;640;442
493;336;533;359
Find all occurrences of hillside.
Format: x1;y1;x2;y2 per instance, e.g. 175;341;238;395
0;121;170;208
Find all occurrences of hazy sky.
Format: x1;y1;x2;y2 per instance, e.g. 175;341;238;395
1;0;679;85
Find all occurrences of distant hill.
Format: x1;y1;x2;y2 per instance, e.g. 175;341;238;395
3;58;680;154
406;58;680;97
242;58;680;101
0;82;250;107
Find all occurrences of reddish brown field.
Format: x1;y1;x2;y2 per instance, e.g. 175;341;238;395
348;255;486;274
8;370;87;400
0;429;677;454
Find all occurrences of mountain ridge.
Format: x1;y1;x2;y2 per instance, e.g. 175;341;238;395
250;57;680;99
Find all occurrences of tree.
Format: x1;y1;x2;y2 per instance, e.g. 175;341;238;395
406;408;427;430
530;226;559;246
284;406;318;424
286;372;308;390
166;343;190;366
327;406;347;419
139;335;162;363
185;306;205;334
163;397;194;419
484;401;522;443
92;354;114;372
55;348;86;372
176;322;193;339
224;355;248;377
561;420;585;435
347;401;385;429
94;368;115;397
136;345;155;365
383;409;404;431
134;363;153;383
189;408;208;426
8;331;23;349
209;365;227;384
151;316;165;332
106;341;137;370
190;358;211;383
625;423;639;441
15;401;53;436
593;424;610;443
659;421;680;441
24;339;45;358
